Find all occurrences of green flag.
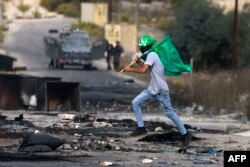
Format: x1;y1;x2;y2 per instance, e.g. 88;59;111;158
141;36;192;76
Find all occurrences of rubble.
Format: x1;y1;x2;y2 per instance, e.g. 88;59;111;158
187;155;218;164
0;112;249;166
58;114;76;120
142;159;153;164
99;161;113;166
155;126;164;132
0;114;7;120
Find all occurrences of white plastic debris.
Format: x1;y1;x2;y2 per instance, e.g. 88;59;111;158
34;130;40;134
21;92;29;105
58;114;76;120
155;127;163;132
74;133;81;137
197;105;204;113
63;144;73;151
142;159;153;164
75;123;80;129
29;95;37;106
99;161;113;166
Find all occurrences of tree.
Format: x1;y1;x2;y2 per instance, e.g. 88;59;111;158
166;0;250;70
234;4;250;67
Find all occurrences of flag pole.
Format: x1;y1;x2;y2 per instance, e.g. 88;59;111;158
119;60;136;73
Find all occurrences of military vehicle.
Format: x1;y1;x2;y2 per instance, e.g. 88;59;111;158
43;28;107;70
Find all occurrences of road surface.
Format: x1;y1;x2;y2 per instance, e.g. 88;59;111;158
2;17;146;106
1;17;250;167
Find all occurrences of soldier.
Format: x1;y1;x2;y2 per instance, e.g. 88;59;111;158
48;59;55;69
113;41;124;70
106;43;114;70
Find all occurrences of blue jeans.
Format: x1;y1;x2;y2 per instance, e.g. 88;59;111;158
132;89;187;135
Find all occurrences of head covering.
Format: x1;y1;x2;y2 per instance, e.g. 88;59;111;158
138;35;157;47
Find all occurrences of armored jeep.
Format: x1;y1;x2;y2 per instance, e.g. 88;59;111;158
44;28;106;70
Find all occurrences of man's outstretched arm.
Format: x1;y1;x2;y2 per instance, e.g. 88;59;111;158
123;63;150;74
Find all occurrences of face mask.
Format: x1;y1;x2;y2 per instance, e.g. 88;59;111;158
139;44;153;54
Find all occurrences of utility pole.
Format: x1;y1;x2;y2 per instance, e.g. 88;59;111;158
108;0;112;23
232;0;238;68
0;0;3;25
135;0;140;26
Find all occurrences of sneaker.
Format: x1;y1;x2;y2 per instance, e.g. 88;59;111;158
182;131;192;148
130;127;147;137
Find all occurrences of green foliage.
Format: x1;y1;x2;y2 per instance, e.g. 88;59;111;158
246;97;250;120
235;5;250;67
17;2;30;13
113;13;133;23
138;16;151;25
56;3;80;18
40;0;81;18
120;13;131;23
170;0;185;6
71;22;103;37
32;9;41;18
155;16;169;30
166;0;250;70
41;0;63;11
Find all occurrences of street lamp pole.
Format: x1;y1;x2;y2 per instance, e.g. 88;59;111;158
232;0;238;68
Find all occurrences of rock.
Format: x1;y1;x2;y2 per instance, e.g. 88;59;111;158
142;159;153;164
172;161;181;165
62;144;73;151
99;161;113;166
219;109;229;115
93;121;112;128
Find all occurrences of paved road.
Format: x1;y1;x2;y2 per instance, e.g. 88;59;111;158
2;17;146;105
1;17;250;167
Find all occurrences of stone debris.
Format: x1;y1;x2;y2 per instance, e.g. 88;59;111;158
0;112;248;166
93;121;112;128
172;161;181;165
99;161;113;166
142;158;153;164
